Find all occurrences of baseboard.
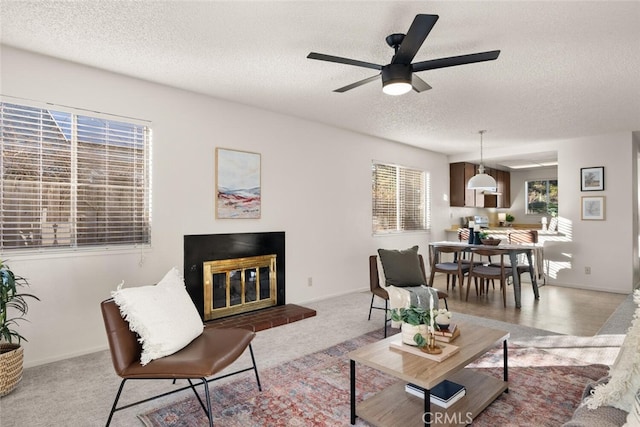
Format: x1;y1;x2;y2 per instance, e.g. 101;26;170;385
296;287;370;306
24;344;108;369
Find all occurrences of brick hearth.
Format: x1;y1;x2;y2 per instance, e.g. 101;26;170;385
205;304;316;332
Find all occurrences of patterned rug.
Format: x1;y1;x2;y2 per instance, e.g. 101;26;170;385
138;330;609;427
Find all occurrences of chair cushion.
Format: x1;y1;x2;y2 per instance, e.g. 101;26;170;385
378;246;426;287
112;267;204;365
435;262;470;273
120;327;255;378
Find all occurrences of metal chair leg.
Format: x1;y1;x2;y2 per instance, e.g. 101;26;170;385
189;378;210;416
383;299;388;338
105;379;127;427
248;344;262;391
368;293;375;320
202;377;214;427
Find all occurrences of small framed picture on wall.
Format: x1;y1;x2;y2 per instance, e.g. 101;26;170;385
581;196;605;221
580;166;604;191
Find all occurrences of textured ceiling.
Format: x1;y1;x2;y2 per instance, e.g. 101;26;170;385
1;1;640;167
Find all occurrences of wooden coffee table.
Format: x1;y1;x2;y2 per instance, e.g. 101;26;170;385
349;322;509;427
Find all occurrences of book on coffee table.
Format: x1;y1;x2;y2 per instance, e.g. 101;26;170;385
434;323;457;336
434;327;460;343
405;380;466;408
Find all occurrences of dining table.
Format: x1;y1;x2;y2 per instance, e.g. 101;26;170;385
428;241;541;308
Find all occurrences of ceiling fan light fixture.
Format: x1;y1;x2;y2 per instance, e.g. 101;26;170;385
468;130;497;191
382;81;412;95
381;64;412;95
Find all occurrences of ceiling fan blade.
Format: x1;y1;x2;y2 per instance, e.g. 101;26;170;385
307;52;382;71
392;14;439;65
334;74;380;93
411;75;432;93
412;50;501;72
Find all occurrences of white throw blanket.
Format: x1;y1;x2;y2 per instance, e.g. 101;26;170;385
387;285;440;328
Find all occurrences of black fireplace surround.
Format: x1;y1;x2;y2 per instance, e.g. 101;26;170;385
184;232;285;320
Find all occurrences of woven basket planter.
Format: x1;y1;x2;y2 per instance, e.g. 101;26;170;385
0;343;24;396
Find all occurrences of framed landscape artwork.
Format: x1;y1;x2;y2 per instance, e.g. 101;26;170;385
580;166;604;191
215;148;261;219
581;196;605;221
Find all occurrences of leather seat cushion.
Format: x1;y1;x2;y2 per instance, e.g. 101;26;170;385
121;327;255;379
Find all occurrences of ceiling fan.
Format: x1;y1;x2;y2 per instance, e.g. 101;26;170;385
307;14;500;95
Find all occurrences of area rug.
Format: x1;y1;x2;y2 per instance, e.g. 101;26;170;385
139;330;609;427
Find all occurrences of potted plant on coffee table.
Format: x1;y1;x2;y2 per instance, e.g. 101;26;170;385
0;260;39;396
390;305;433;347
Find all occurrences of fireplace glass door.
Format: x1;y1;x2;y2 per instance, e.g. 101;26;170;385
203;254;277;320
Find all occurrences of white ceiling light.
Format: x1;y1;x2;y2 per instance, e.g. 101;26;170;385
381;64;412;96
504;160;558;169
382;81;412;95
467;130;497;191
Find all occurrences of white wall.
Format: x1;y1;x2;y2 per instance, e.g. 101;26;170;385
1;46;450;367
634;131;640;288
544;132;636;292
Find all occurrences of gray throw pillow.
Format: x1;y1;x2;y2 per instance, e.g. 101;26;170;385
377;246;427;287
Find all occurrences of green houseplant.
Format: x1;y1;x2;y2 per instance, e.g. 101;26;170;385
0;260;39;396
390;306;433;347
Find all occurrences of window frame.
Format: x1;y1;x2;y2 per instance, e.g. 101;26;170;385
0;99;152;255
371;161;430;235
525;178;558;216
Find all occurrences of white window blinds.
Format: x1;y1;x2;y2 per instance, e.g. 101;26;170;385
372;162;430;234
0;102;151;251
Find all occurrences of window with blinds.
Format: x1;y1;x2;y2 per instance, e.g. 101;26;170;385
0;102;151;251
372;162;430;234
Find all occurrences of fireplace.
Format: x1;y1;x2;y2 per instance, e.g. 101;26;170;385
203;254;277;320
184;232;285;320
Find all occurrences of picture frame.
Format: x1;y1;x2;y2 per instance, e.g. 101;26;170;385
581;196;605;221
580;166;604;191
215;148;261;219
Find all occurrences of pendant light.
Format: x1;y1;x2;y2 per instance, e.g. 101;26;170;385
467;130;497;191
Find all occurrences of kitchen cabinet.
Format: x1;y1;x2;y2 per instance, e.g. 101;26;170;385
495;169;511;208
449;162;477;207
450;162;511;208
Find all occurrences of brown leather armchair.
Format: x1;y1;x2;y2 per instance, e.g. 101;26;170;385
101;299;261;427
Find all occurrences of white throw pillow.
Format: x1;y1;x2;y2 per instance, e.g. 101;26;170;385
112;267;204;365
586;289;640;412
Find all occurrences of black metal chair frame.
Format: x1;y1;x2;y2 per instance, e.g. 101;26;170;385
105;347;262;427
368;255;391;337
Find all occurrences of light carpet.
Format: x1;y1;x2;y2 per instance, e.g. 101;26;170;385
139;329;609;427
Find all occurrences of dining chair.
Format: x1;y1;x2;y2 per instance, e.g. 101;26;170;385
458;228;490;287
427;245;471;299
466;248;512;307
507;230;538;284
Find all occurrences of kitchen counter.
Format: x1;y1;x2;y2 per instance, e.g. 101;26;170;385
445;226;560;236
